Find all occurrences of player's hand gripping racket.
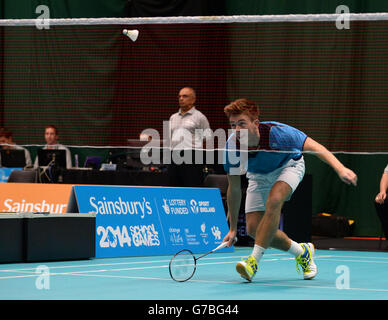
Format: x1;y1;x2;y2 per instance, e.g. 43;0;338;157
169;237;237;282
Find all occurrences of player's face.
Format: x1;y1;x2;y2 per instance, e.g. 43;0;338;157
45;128;58;145
178;88;195;111
229;113;259;145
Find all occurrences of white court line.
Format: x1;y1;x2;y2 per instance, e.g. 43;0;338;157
0;253;376;277
1;261;388;299
318;254;388;260
0;260;238;279
316;258;388;264
0;259;169;271
0;265;168;280
0;264;170;280
0;252;288;273
0;255;296;278
1;252;386;280
0;254;382;280
66;272;388;294
0;260;170;273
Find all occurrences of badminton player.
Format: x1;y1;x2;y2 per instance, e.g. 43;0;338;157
222;98;357;281
374;164;388;240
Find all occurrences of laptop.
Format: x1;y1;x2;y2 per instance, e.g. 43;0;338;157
0;149;26;167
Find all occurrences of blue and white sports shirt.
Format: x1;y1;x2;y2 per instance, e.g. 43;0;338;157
224;121;307;174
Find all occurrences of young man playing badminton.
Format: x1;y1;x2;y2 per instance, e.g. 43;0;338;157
222;98;357;281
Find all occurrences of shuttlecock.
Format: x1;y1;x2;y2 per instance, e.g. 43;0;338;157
122;29;139;42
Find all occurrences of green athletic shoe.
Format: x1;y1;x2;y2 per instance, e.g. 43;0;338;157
236;256;258;281
296;243;318;280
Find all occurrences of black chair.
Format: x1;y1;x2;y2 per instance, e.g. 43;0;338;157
374;200;388;250
203;174;229;207
7;169;38;183
203;174;228;193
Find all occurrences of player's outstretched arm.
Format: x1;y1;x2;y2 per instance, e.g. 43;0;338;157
303;137;357;186
223;174;241;246
376;172;388;204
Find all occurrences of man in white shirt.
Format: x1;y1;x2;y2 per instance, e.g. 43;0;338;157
167;87;211;187
34;125;72;169
169;87;211;149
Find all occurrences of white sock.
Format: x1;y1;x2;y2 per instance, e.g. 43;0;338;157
251;244;265;262
287;240;304;257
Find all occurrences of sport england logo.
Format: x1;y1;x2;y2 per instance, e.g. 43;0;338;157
190;200;216;214
190;199;199;214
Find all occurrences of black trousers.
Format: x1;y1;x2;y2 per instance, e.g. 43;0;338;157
166;150;205;187
374;199;388;238
167;163;205;187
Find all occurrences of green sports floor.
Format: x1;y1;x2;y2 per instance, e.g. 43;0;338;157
1;246;387;301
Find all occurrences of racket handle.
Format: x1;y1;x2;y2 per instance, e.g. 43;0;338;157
213;237;238;252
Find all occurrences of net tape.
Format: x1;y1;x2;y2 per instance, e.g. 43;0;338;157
18;145;388;155
2;13;388;26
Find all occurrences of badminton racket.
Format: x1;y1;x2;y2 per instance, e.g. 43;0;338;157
169;237;237;282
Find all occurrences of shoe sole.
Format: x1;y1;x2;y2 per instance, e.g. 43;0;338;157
236;262;252;281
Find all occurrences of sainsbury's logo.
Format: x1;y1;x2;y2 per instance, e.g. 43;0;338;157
89;196;152;218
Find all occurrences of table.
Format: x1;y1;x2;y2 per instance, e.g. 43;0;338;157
62;169;171;186
0;213;95;263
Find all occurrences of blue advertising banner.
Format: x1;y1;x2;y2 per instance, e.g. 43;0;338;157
68;185;233;258
0;168;22;182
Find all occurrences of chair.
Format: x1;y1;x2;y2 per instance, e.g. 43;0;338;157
7;169;38;183
374;200;388;250
203;174;229;200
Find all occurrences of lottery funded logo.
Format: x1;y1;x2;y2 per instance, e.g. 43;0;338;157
162;198;189;215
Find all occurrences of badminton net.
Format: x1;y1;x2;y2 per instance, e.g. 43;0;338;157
0;14;387;154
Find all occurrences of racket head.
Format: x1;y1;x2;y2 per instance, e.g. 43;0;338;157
169;249;197;282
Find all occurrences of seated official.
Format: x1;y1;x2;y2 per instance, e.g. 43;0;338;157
34;125;72;169
0;127;32;167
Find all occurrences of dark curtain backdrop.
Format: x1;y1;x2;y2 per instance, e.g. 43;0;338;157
110;23;229;145
128;0;225;17
1;0;228;146
225;0;388;15
2;0;130;18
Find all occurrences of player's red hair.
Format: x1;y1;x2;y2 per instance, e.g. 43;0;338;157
224;98;259;121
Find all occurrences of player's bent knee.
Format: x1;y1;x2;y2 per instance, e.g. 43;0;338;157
265;196;284;212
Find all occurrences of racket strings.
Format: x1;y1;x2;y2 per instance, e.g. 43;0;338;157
169;249;196;282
